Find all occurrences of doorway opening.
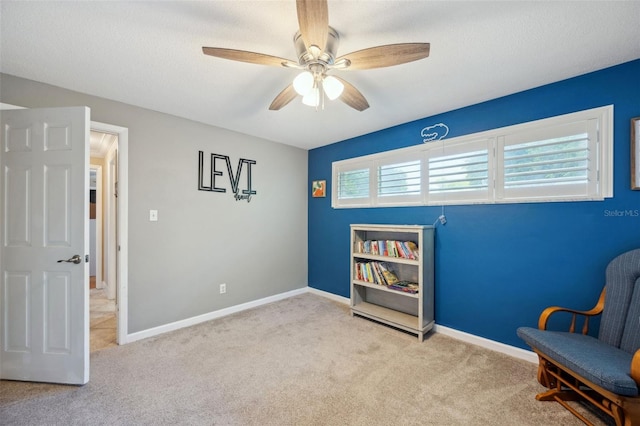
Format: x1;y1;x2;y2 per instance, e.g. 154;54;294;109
90;121;129;350
89;131;118;351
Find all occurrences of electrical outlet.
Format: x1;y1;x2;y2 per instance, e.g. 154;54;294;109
219;283;226;294
438;215;447;225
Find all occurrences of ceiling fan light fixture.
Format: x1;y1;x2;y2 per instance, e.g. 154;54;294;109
202;1;429;112
302;87;321;107
323;75;344;100
293;71;314;96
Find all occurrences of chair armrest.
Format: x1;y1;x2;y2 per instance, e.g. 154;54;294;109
631;349;640;386
538;288;606;333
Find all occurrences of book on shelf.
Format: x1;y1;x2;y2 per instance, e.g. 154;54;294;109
355;239;419;260
354;261;420;293
370;262;383;284
386;240;396;257
354;261;400;286
387;280;419;294
395;241;409;259
378;262;399;285
405;241;419;259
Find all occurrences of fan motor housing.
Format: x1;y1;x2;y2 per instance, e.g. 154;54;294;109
293;26;340;66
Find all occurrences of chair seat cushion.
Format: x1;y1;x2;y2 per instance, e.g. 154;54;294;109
517;327;638;396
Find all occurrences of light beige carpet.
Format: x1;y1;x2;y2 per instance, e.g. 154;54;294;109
0;293;610;425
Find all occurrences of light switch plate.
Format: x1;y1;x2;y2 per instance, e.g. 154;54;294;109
149;210;158;221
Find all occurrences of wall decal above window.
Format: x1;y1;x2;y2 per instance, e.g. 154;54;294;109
198;151;256;202
421;123;449;142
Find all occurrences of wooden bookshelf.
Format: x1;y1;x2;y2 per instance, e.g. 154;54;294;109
350;224;435;342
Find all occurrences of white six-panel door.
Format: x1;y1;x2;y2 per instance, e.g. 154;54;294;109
1;107;89;384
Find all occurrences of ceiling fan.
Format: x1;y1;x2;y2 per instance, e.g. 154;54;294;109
202;0;430;112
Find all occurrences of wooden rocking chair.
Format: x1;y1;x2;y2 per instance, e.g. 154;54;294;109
518;248;640;426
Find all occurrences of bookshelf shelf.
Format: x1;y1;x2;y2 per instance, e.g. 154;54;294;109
353;280;420;299
350;224;435;342
351;302;420;331
353;253;419;266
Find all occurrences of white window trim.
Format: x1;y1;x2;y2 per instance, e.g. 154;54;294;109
331;105;613;208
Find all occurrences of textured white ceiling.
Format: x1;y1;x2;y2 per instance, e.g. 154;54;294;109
90;131;117;158
1;1;639;150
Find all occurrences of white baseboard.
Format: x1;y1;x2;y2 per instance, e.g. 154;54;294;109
307;287;350;304
433;324;537;363
125;285;537;364
126;286;308;343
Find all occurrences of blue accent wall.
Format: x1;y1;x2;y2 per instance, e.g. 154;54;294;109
308;59;640;349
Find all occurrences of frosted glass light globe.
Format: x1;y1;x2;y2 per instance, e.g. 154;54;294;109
323;75;344;100
293;71;314;96
302;87;320;107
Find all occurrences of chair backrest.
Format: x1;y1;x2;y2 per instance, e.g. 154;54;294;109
598;249;640;354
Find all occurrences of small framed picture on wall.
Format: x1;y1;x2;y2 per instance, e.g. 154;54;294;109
632;117;640;190
312;180;326;197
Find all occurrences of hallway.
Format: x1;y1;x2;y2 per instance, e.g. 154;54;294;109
90;287;116;352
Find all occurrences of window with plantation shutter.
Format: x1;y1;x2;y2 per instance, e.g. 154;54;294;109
429;152;488;193
504;136;589;188
339;168;369;199
496;119;599;200
427;138;492;203
375;156;423;205
378;160;421;197
331;105;612;208
333;161;372;206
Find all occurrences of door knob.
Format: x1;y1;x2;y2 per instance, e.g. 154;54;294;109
57;255;82;264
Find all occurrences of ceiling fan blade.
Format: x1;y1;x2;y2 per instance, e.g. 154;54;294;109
296;0;329;57
336;43;430;70
269;84;298;111
333;76;369;111
202;47;296;68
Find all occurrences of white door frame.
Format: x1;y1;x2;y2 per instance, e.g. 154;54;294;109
91;121;128;345
105;145;117;301
89;165;102;290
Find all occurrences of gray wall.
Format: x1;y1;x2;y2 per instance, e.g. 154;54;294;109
0;73;308;333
